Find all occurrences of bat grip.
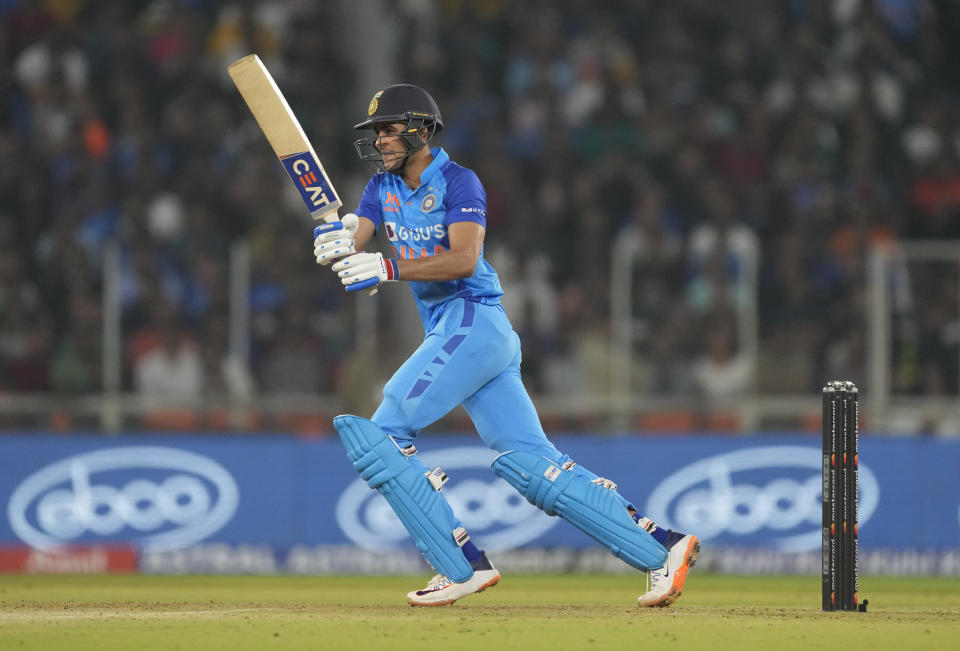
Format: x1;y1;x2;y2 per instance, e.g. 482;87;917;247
347;277;381;294
316;213;374;294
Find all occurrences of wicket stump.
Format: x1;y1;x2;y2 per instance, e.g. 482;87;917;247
821;380;867;612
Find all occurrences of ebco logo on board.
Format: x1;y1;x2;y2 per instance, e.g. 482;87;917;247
644;446;879;551
335;447;558;551
7;447;239;552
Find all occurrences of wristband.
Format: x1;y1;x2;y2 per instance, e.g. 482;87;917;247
385;258;399;281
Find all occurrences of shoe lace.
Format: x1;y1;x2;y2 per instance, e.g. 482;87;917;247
647;565;668;592
424;574;451;590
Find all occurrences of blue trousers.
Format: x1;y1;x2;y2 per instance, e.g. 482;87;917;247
371;299;631;531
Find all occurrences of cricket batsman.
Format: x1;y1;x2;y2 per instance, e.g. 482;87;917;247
312;84;700;607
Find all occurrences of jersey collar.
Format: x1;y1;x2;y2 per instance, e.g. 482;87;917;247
419;147;448;187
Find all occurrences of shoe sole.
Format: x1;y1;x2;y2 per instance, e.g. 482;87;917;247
406;572;501;607
642;537;700;608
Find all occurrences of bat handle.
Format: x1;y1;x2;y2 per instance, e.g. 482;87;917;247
347;277;381;295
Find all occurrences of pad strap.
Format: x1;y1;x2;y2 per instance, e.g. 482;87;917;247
491;450;668;570
334;415;473;582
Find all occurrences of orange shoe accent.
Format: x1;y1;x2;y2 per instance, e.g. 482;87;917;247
638;535;701;608
653;536;700;607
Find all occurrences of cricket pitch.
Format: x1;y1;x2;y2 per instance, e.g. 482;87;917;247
2;574;958;650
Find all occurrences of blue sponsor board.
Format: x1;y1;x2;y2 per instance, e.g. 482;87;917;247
0;434;958;557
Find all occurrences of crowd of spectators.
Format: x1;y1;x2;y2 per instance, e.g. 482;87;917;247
395;0;960;405
0;0;958;430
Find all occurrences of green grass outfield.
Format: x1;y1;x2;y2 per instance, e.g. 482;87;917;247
1;574;958;650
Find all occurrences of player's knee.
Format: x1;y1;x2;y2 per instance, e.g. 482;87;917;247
370;392;415;442
384;378;420;415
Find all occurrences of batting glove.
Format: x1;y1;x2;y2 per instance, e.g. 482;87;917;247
332;251;398;292
313;213;359;265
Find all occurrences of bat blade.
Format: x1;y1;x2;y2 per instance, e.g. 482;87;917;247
228;54;342;222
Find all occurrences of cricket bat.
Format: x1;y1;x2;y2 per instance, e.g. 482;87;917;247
229;54;378;293
227;53;342;223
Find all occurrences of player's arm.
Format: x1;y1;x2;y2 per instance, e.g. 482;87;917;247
330;168;487;292
395;221;483;281
352;215;377;251
331;221;483;290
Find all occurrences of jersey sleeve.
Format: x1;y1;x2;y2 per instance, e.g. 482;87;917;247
443;167;487;228
355;175;383;229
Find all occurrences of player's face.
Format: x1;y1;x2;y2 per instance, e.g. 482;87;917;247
373;123;409;171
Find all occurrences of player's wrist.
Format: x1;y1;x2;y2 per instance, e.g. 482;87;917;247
385;257;399;281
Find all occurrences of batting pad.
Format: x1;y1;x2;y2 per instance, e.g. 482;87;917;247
491;450;668;571
334;415;474;582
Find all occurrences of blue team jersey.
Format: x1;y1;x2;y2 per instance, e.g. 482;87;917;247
356;148;504;330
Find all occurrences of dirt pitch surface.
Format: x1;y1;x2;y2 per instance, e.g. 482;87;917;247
1;574;958;650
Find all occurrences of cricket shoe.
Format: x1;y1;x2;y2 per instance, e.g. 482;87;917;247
406;552;501;607
637;531;700;607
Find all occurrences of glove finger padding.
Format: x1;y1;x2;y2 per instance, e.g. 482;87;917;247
332;252;396;290
314;240;355;264
313;213;359;239
342;268;380;285
313;221;346;243
313;222;356;265
335;257;382;284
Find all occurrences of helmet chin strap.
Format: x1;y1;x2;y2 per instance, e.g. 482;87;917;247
387;150;412;176
385;121;434;175
386;137;415;175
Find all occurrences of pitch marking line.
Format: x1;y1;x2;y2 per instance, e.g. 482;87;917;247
0;607;265;622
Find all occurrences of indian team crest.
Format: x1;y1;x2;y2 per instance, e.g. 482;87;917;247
368;90;384;116
421;193;438;212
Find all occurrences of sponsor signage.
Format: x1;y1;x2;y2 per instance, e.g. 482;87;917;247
643;446;879;551
7;447;238;552
0;544;137;574
0;435;957;557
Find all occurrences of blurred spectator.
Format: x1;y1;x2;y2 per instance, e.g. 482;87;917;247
131;303;202;403
691;316;753;401
0;250;51;390
541;282;610;396
489;245;557;391
50;288;101;394
198;311;254;402
258;298;336;395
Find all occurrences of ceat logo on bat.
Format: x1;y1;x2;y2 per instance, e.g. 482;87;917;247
281;153;337;211
7;447;239;552
644;446;879;551
335;447;559;551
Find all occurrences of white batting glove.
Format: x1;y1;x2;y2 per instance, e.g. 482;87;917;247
332;251;398;292
313;213;359;265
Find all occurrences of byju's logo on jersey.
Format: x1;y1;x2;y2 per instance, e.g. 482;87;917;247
644;446;878;551
7;447;239;552
335;447;559;551
382;221;446;243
